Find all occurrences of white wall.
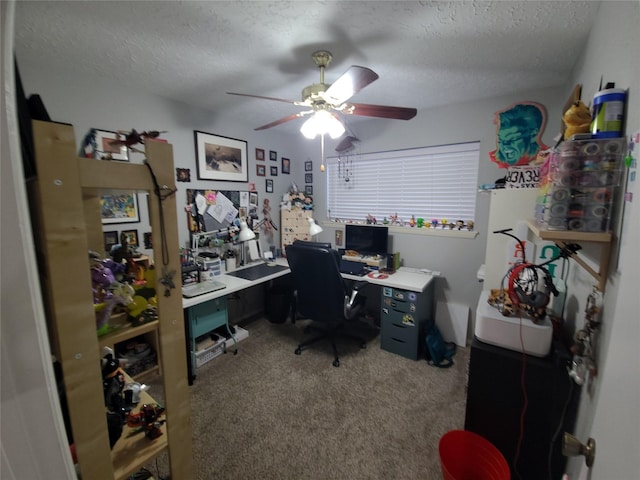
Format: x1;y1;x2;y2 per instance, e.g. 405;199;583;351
560;2;640;478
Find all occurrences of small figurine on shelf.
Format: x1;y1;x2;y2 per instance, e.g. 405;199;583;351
409;215;416;227
366;214;377;224
126;403;166;440
102;347;128;419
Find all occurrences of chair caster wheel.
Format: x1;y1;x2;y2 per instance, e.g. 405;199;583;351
295;347;302;355
333;359;340;367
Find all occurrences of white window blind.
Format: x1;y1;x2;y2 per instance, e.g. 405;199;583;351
326;142;480;223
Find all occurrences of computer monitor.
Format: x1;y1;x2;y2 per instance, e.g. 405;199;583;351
344;224;388;256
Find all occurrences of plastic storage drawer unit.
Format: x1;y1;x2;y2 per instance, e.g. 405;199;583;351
380;286;431;360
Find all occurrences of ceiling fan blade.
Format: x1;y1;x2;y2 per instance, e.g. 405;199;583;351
227;92;304;106
342;102;417;120
254;111;313;131
324;66;379;105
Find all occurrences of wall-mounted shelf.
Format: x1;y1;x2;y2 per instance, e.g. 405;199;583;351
527;220;612;292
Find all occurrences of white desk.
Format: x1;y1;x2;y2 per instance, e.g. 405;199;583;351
182;257;291;309
183;258;436;381
341;268;435;293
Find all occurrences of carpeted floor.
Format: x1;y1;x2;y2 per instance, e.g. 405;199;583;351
147;317;469;479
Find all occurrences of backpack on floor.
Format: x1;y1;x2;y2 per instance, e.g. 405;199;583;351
425;324;456;368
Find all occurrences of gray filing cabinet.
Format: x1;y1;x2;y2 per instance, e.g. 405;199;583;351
380;283;434;360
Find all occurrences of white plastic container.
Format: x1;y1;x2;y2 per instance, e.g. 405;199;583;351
591;88;626;138
475;290;553;357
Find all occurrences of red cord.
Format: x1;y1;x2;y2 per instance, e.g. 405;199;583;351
513;312;528;480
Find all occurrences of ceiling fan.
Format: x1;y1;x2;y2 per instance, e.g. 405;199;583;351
227;50;417;135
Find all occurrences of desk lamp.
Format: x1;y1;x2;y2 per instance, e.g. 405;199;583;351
308;217;323;238
237;220;256;265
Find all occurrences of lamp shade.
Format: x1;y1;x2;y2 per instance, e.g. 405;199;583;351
300;110;345;140
238;220;256;241
307;217;323;236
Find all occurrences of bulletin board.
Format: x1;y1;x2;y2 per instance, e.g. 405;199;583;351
186;189;258;233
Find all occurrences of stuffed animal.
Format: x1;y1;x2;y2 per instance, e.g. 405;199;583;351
487;288;515;316
563;100;592;140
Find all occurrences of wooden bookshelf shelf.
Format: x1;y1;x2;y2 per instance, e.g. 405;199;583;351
30;121;192;479
527;219;613;292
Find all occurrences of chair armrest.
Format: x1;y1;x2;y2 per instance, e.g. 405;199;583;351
344;281;368;319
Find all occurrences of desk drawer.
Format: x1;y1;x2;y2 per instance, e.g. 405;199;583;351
381;317;417;341
380;330;420;360
190;298;228;339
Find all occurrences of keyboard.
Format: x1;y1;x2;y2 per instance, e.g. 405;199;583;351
182;280;227;298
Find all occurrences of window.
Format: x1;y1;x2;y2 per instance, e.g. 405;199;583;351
326;142;479;223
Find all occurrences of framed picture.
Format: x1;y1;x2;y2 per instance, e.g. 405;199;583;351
176;168;190;182
103;230;118;252
270;166;278;176
100;193;139;224
256;164;266;176
269;150;277;161
305;160;313;172
194;130;248;182
305;185;313;196
266;178;274;193
94;129;129;161
256;148;265;161
121;229;139;247
305;173;313;184
282;157;290;174
143;232;153;249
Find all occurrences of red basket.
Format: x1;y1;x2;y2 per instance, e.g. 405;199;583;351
439;430;510;480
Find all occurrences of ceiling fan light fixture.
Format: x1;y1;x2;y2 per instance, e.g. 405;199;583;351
300;110;345;139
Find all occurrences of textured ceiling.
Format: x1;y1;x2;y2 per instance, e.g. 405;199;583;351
13;1;601;136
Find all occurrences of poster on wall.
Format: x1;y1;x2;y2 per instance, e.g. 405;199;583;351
489;102;549;168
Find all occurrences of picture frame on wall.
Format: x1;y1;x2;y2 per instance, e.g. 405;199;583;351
305;173;313;184
305;160;312;172
266;178;274;193
103;230;118;252
94;129;129;161
194;130;248;182
256;148;265;161
269;150;277;161
100;193;139;224
121;229;139;247
270;166;278;176
282;157;290;174
305;185;313;196
256;164;266;176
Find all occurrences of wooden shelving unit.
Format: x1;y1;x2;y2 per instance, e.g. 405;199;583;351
29;121;192;479
527;219;613;292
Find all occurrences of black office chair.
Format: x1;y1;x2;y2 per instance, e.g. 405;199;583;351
285;240;368;367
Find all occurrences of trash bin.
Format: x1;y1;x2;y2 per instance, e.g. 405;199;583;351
266;285;293;324
439;430;510;480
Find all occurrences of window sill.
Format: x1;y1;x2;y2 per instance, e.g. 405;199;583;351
319;221;479;239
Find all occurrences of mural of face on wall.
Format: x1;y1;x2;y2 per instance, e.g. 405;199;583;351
489;102;549;168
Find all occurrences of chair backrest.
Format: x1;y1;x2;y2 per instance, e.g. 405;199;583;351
285;240;347;322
